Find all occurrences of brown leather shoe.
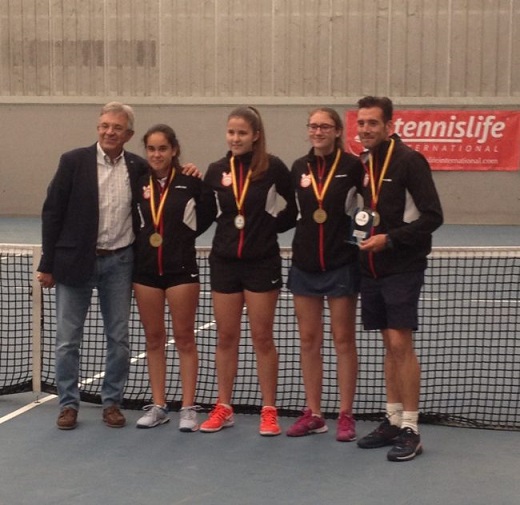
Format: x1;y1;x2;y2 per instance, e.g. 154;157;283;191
57;407;78;430
103;405;126;428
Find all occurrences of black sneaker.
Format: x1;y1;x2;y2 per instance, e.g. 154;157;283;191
387;427;423;462
357;418;401;449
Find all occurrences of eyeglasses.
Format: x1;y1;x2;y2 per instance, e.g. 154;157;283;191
306;123;336;133
97;123;128;134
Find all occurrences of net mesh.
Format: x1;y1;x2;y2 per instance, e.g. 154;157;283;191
1;245;519;430
0;246;34;394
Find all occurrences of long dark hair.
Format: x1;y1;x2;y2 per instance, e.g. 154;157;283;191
142;123;182;171
228;106;269;180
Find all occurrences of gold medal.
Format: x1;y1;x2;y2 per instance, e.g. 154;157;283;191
234;214;245;229
148;169;175;249
313;208;328;224
149;232;163;247
308;148;341;225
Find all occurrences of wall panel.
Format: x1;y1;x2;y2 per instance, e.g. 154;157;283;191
215;0;273;96
0;0;518;100
6;0;24;95
511;0;520;96
161;0;216;97
337;0;364;96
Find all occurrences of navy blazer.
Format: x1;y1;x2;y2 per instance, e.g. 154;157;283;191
38;143;148;286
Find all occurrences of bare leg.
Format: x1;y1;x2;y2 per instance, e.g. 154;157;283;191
133;283;167;406
328;295;358;414
166;283;200;407
382;328;420;411
244;289;280;407
212;291;245;405
293;295;324;415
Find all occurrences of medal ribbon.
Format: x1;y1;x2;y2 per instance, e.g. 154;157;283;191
149;168;176;232
308;148;341;209
368;138;395;208
230;156;252;215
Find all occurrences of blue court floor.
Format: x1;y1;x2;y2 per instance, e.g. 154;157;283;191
0;392;519;505
1;219;519;505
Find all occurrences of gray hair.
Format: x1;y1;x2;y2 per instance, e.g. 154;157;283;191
100;102;135;131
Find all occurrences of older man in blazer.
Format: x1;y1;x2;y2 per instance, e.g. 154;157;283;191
37;102;148;430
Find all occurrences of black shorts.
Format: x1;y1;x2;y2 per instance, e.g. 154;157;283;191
287;263;360;297
133;271;199;290
361;271;424;331
209;253;282;293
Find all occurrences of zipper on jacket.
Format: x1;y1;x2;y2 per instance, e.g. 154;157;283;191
319;223;325;271
155;180;166;275
367;222;378;278
236;162;245;259
365;151;380;279
237;227;245;259
157;220;164;276
317;157;327;271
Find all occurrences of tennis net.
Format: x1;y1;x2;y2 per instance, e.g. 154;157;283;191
1;244;518;430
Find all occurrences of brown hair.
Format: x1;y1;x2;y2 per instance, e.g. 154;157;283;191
308;107;344;151
228;106;269;180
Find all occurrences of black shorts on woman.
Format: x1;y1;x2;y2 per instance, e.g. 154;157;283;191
209;253;282;293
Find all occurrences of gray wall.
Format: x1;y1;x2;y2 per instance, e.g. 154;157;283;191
2;0;519;99
0;0;519;223
1;102;518;224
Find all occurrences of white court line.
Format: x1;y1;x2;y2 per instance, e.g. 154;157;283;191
0;393;57;425
0;318;218;424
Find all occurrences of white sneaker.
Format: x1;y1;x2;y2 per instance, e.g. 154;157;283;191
179;406;199;432
136;404;170;429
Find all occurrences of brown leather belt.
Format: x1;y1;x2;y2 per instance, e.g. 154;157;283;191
96;246;129;257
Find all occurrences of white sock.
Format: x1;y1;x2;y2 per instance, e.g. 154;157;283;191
401;411;419;433
386;403;403;427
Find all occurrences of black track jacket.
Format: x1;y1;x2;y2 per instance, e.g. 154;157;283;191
133;170;216;277
204;151;297;260
359;134;444;278
291;148;364;273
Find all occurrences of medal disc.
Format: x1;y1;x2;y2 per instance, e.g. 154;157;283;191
234;214;245;230
313;208;328;224
372;211;380;227
355;210;370;227
149;232;163;247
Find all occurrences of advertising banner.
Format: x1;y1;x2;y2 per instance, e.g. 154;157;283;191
345;110;520;171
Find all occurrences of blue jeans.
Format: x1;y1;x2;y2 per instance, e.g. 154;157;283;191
55;247;133;410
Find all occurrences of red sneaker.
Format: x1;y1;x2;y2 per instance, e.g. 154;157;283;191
336;411;356;442
286;409;328;437
200;403;234;433
259;406;281;436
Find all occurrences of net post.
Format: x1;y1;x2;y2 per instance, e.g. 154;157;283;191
31;246;42;394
